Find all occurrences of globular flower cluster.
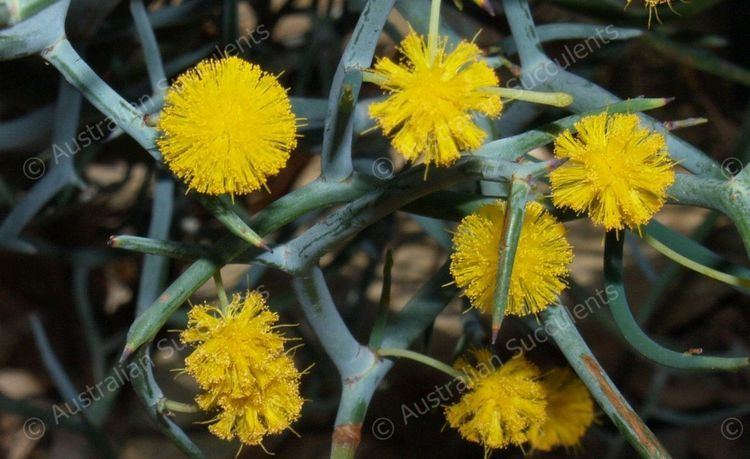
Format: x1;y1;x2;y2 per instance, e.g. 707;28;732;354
550;113;675;231
445;351;547;450
180;290;303;447
527;367;596;452
158;56;298;196
445;350;594;454
367;32;502;168
450;201;573;317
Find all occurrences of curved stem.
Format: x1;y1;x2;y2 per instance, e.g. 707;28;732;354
321;0;395;181
642;230;750;288
42;37;160;160
0;78;82;248
377;347;463;379
292;266;374;377
501;0;546;67
131;347;205;458
129;0;166;91
332;265;458;459
604;231;749;370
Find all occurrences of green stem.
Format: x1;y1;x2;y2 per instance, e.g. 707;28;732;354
642;232;750;288
501;0;546;67
123;178;370;359
130;348;205;458
428;0;442;61
197;194;269;251
293;266;374;377
491;178;530;342
637;214;721;324
213;271;229;310
604;231;749;370
475;97;672;160
320;0;395;181
663;117;708;131
368;250;393;349
541;305;671;459
0;0;58;27
41;37;160;160
377;347;463;379
129;0;166;91
159;398;200;414
331;363;390;459
110;235;213;261
361;70;388;86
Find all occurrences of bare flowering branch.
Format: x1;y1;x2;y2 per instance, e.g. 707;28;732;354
4;1;750;458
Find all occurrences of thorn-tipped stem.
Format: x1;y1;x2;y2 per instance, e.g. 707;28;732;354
491;325;500;344
490;178;531;343
120;346;134;363
663;117;708;131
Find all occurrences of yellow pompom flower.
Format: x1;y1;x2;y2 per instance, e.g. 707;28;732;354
527;367;595;452
366;31;502;168
550;113;675;231
157;56;298;196
450;201;573;317
195;357;303;446
445;351;547;451
181;291;288;397
181;290;303;446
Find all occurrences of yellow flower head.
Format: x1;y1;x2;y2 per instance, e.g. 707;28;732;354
446;351;547;451
367;31;502;168
550;113;675;231
157;56;298;196
450;201;573;317
527;367;595;452
181;290;303;446
181;291;288;396
196;357;303;446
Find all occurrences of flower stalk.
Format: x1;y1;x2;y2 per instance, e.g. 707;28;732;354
485;86;574;108
377;347;464;380
428;0;442;60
